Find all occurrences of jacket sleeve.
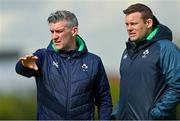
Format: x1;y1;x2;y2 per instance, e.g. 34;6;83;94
151;41;180;119
15;49;45;78
94;58;112;120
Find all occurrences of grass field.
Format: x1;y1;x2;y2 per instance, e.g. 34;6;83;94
0;80;179;119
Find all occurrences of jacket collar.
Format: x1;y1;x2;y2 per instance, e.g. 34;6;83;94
126;24;173;52
47;34;88;58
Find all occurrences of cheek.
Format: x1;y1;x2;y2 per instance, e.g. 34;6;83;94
51;34;54;38
63;32;72;39
62;33;68;38
138;28;147;38
142;26;148;33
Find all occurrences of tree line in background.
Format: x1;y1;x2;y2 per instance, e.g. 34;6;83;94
0;80;179;119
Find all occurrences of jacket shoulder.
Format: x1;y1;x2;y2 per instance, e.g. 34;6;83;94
157;39;175;47
157;39;180;55
85;52;102;62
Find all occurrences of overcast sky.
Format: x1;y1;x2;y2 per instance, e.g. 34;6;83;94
0;0;180;90
1;0;180;69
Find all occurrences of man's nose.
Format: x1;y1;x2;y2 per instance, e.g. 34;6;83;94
52;33;58;40
127;25;133;31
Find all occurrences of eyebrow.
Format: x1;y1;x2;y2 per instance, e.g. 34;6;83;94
50;27;65;31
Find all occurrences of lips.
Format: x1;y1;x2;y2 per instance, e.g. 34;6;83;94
129;33;136;37
54;40;62;45
54;42;61;48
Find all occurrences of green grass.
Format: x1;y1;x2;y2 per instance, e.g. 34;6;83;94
0;94;36;119
0;80;179;119
110;80;120;108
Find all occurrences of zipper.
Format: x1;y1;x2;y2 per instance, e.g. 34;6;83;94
124;50;143;118
66;56;71;119
122;52;136;117
125;60;133;117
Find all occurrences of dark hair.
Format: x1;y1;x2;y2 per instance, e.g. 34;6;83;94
47;10;78;28
123;3;159;28
123;3;154;21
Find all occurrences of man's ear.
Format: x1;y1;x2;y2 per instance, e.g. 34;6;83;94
146;18;153;29
72;26;78;36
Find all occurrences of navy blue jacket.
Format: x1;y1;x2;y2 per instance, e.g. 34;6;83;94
112;24;180;120
15;35;112;120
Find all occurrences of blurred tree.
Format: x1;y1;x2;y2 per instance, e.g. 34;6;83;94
0;93;36;119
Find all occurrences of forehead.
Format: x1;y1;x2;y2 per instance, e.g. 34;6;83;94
49;20;67;29
125;12;143;21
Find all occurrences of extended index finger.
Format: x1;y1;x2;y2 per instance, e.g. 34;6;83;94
19;54;34;60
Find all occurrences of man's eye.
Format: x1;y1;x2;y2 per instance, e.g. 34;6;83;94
132;23;138;26
56;30;62;33
58;29;65;33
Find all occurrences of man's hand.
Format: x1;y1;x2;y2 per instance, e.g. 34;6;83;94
19;54;39;71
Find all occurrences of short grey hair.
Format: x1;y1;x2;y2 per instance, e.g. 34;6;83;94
47;10;78;28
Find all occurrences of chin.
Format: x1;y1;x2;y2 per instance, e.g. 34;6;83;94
130;38;137;42
55;46;62;50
